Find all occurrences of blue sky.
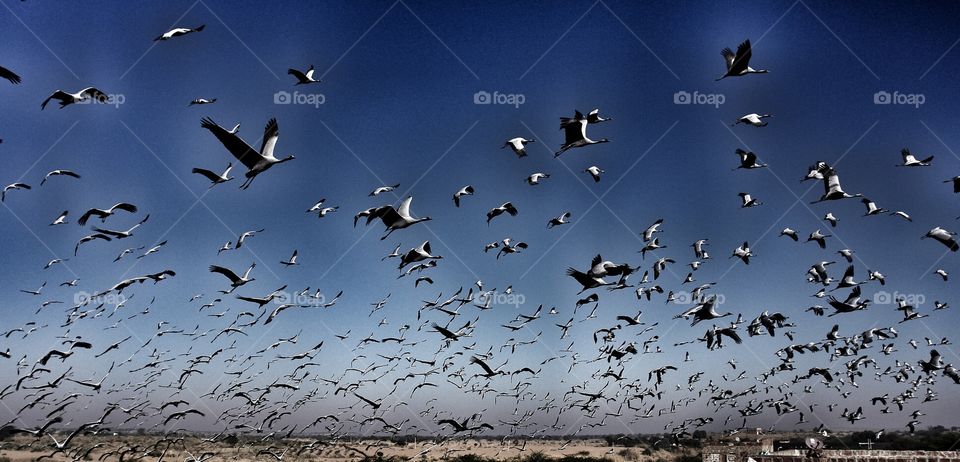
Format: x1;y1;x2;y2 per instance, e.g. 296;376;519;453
2;0;960;436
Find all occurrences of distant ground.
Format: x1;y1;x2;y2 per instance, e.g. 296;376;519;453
4;429;959;462
0;435;695;462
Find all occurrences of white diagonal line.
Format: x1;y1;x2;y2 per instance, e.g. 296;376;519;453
199;0;281;80
916;248;952;281
400;0;480;81
753;0;800;45
798;0;880;80
598;1;679;80
920;36;960;80
406;120;479;194
920;120;960;162
15;121;80;183
0;0;81;80
519;0;599;80
319;1;400;81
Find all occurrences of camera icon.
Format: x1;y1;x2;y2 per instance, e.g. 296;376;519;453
673;91;691;105
873;91;891;105
73;291;90;305
874;290;891;304
473;91;491;105
274;91;291;105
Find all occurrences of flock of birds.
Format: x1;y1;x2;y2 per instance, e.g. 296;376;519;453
0;21;959;462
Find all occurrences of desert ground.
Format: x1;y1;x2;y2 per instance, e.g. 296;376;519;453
0;435;693;462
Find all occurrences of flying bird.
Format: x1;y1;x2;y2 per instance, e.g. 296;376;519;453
398;241;442;270
191;163;233;187
733;113;771;127
812;166;862;203
437;417;494;433
503;137;535;157
487;202;518;225
555;110;610;157
154;25;205;41
453;185;474;207
369;183;400;196
363;196;432;240
737;192;762;207
75;233;111;256
944;176;960;193
560;109;612;127
77;203;138;226
923;227;958;252
280;250;299;266
2;183;30;201
730;241;753;264
209;263;256;290
189;98;217;106
41;87;108;109
50;210;69;226
201;117;295;189
780;228;798;241
897;148;933;167
548;212;571;228
235;228;265;248
734;149;767;169
526;172;550;185
288;65;320;85
91;214;149;239
716;39;767;80
0;65;21;85
807;229;831;249
40;170;80;186
584;166;604;182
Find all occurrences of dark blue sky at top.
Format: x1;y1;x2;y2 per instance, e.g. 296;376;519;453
2;0;960;434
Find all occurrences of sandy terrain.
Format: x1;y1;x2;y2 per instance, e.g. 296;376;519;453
0;435;690;462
